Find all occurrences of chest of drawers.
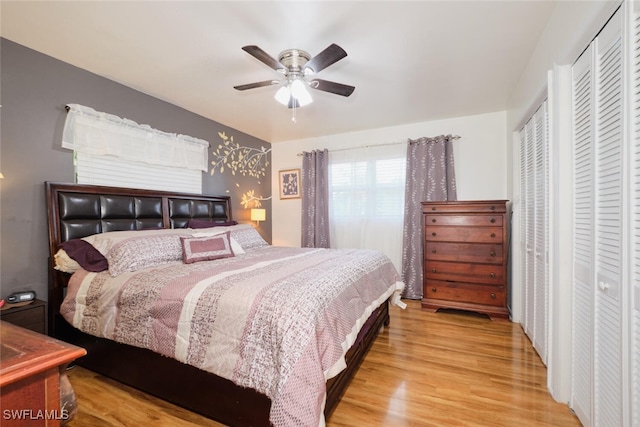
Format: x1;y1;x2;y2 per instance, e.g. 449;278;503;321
421;200;510;320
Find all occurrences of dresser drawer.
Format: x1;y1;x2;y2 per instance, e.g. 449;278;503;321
425;261;504;284
423;201;507;214
425;226;503;243
424;280;506;307
425;242;503;264
424;214;503;227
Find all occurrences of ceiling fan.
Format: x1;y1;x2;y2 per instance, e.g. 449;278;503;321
234;44;355;109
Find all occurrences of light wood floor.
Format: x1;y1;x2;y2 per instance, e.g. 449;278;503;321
65;300;580;426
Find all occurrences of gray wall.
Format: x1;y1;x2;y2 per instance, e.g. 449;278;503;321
0;39;272;301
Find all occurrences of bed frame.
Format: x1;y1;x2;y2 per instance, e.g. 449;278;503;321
45;181;390;426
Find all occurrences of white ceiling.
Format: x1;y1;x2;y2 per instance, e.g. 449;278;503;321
1;1;557;143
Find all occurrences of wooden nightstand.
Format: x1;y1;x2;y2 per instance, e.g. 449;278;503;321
0;299;46;334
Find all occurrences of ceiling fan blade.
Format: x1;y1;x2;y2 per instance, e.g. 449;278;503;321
309;79;355;97
234;80;279;91
304;44;347;74
241;45;286;72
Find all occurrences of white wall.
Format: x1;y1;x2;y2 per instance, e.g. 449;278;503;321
271;110;507;247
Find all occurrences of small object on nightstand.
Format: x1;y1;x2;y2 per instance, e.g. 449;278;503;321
6;290;36;305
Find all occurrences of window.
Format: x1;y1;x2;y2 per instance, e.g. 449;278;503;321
328;143;406;270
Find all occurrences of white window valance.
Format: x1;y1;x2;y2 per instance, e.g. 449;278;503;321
62;104;209;172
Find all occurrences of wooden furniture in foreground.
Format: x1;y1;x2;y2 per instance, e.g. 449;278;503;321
422;200;510;320
0;321;86;426
45;181;390;426
0;299;46;333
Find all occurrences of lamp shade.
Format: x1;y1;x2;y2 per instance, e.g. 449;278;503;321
274;86;291;106
250;208;266;222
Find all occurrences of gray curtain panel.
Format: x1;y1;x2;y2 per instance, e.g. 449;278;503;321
301;149;330;248
401;135;457;299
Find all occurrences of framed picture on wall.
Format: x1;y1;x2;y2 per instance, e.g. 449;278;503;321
279;169;301;199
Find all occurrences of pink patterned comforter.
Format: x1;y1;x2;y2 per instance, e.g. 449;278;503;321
61;245;404;426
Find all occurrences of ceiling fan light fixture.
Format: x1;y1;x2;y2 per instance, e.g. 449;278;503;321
290;79;313;106
274;85;291;106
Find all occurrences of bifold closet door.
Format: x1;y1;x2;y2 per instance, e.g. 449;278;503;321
571;8;625;426
593;10;624;426
517;101;549;365
630;2;640;424
571;44;594;427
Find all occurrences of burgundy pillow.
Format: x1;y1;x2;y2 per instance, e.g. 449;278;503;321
187;219;238;229
180;233;235;264
59;239;109;272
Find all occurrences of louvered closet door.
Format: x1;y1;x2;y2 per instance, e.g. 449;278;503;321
630;2;640;424
593;10;624;426
525;120;536;337
517;101;549;365
533;102;549;363
571;42;594;427
571;8;625;426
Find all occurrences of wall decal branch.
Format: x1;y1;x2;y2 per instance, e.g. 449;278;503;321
241;190;272;209
210;131;271;181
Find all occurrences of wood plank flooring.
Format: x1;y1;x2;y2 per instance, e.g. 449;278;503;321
65;300;580;426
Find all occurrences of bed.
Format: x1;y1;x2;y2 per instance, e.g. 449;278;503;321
45;182;404;427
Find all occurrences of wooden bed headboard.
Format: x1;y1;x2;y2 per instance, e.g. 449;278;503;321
45;181;232;334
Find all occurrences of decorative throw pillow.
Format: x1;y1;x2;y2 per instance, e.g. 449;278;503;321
180;232;235;264
229;225;269;251
58;239;109;272
106;234;187;276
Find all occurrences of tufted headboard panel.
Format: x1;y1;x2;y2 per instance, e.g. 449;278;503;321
57;193;164;241
168;198;230;229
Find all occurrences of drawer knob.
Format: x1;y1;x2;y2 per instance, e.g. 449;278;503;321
432;206;436;211
490;293;496;299
432;218;437;223
490;272;496;278
431;268;436;273
490;218;496;223
490;233;496;238
490;205;496;211
490;251;496;257
432;288;437;293
431;232;437;237
432;249;437;254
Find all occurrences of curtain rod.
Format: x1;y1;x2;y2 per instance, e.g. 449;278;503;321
296;134;461;156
